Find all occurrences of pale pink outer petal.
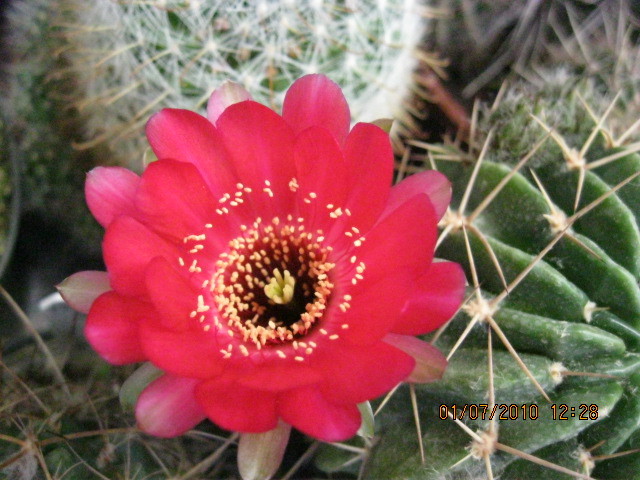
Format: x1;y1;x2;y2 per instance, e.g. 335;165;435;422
86;167;140;228
120;363;163;412
207;81;252;124
383;170;452;221
57;271;110;314
384;333;448;383
282;74;350;146
136;375;206;438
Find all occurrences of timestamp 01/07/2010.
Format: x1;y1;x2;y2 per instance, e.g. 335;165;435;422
439;404;599;421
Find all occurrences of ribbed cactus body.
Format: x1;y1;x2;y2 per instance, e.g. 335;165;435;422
358;74;640;479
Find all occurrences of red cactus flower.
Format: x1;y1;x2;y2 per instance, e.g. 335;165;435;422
59;74;465;444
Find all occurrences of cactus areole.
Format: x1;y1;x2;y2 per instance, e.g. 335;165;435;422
59;75;464;445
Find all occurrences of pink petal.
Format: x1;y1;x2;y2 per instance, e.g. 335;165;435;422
355;194;438;281
334;271;412;345
136;375;206;438
145;108;238;199
384;170;452;221
85;167;140;228
196;378;279;433
236;362;322;392
135;159;239;244
282;74;350;146
85;291;149;365
278;386;361;442
139;319;225;379
207;81;252;125
103;215;181;297
238;421;291;480
384;334;448;383
216;101;296;218
293;126;348;232
145;257;199;331
392;261;467;335
57;271;110;314
330;195;439;344
332;123;393;240
314;342;414;404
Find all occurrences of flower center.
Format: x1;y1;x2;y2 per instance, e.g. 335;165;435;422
180;179;367;360
210;217;335;350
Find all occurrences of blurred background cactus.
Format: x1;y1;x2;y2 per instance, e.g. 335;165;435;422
2;0;640;478
2;0;438;253
0;0;106;258
55;0;434;166
0;120;20;281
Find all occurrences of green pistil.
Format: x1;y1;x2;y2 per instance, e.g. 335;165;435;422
264;269;295;305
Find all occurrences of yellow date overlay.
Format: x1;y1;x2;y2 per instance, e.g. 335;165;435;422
439;404;599;421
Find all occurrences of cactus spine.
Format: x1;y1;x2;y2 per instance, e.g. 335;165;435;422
361;59;640;480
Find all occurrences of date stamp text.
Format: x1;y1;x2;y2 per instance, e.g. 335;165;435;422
439;404;599;421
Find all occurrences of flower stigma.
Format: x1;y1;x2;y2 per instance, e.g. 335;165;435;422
264;268;296;304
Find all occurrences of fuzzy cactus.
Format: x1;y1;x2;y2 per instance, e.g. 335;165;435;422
54;0;432;166
2;0;436;256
